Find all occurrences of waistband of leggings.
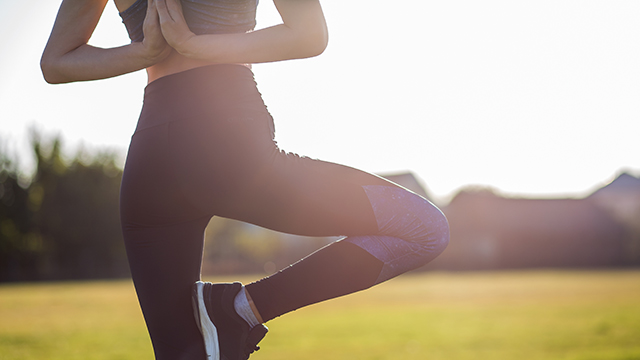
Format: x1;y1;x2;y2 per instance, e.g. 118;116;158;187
143;64;256;99
135;64;261;132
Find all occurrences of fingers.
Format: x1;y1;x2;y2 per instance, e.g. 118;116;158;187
140;0;171;62
155;0;171;23
154;0;194;53
156;0;179;25
156;0;183;23
165;0;185;20
145;0;159;25
143;0;162;40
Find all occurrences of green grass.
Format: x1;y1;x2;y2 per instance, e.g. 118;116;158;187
1;271;639;360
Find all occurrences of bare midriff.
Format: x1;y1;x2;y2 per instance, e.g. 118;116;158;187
146;52;251;84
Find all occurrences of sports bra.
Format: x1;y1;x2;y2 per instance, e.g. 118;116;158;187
119;0;258;43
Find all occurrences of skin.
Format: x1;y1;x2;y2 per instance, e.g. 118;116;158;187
41;0;329;84
244;288;264;324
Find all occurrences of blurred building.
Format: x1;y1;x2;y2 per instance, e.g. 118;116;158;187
427;172;640;270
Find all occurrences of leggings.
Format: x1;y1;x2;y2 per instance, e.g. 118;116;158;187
120;64;449;360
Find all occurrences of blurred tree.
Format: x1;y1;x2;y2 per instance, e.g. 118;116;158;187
203;218;280;274
202;216;333;276
29;131;127;280
0;144;42;281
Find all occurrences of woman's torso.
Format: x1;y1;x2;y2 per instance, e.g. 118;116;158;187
114;0;257;83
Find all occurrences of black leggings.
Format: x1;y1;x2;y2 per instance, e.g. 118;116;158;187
120;64;448;360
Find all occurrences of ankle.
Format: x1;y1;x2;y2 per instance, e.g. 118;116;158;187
233;286;263;328
244;288;264;324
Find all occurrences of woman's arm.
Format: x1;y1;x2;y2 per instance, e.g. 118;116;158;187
156;0;328;64
41;0;171;84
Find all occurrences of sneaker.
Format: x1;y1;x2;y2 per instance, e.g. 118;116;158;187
192;281;268;360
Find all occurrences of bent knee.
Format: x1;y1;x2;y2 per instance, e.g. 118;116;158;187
363;185;449;246
409;207;449;267
344;186;449;283
429;210;450;257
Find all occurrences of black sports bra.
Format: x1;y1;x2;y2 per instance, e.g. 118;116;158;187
119;0;258;42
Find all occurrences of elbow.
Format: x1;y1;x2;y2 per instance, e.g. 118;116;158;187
40;66;59;85
309;31;328;57
40;56;70;84
40;60;61;84
299;28;328;58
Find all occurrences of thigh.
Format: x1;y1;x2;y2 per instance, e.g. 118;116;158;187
220;151;403;237
120;124;204;226
155;101;404;239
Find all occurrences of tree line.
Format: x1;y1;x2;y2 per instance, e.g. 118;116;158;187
0;131;126;281
0;130;328;282
6;130;635;282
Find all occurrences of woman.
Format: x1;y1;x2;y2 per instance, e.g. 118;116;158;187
41;1;449;359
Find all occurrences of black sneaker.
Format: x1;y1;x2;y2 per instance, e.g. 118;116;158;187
192;281;268;360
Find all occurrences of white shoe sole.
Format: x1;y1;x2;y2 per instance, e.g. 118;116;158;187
194;281;220;360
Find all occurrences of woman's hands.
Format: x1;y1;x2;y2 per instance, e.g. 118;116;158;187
155;0;196;54
154;0;328;64
141;0;173;63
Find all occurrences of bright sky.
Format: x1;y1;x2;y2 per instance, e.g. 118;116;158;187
0;0;638;202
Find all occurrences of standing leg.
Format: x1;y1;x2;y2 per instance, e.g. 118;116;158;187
124;219;210;360
121;123;212;360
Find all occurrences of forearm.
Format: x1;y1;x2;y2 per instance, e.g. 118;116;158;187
158;0;328;64
42;0;170;84
178;23;327;64
41;42;165;84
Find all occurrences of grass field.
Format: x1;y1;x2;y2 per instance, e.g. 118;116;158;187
1;271;639;360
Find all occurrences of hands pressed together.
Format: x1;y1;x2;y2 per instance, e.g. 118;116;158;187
141;0;329;65
142;0;194;62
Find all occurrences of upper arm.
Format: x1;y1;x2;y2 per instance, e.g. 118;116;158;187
272;0;328;55
41;0;109;72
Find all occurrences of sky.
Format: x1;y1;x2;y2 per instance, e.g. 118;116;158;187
0;0;639;202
